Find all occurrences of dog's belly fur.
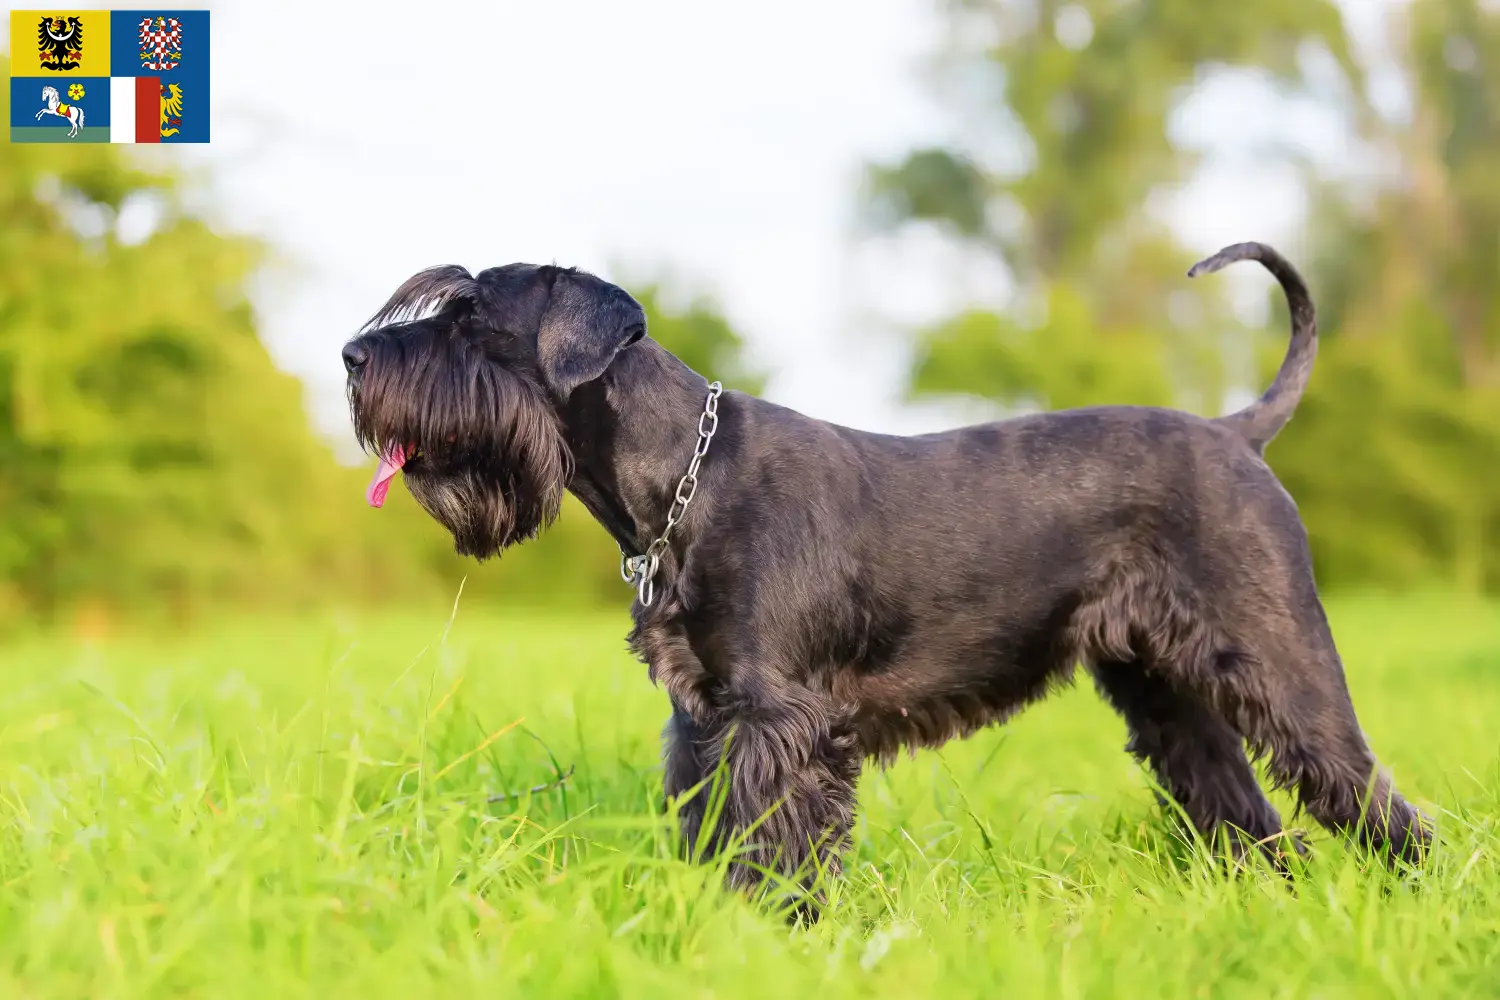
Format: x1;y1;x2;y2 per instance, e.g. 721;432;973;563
666;399;1300;765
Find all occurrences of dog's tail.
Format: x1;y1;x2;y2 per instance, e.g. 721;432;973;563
1188;241;1317;453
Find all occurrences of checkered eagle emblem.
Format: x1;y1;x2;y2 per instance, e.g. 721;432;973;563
137;15;183;71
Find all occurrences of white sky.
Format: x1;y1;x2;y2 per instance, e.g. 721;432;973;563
6;0;1396;459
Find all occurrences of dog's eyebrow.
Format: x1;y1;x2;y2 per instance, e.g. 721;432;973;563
362;265;482;331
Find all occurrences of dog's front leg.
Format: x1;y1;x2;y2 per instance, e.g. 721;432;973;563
701;685;862;910
662;701;716;858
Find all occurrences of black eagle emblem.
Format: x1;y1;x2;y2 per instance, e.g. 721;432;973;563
37;16;85;71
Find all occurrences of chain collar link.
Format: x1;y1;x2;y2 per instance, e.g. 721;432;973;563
620;381;723;607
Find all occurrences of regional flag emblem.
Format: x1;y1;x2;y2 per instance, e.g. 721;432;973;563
8;9;209;144
10;75;109;141
11;10;109;76
107;77;183;144
37;81;86;136
138;16;182;72
37;15;85;71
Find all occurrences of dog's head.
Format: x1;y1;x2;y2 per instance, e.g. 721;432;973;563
341;263;647;559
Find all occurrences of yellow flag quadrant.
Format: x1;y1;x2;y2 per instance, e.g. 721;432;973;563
10;10;112;76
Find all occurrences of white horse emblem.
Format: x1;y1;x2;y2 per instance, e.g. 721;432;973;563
36;85;85;138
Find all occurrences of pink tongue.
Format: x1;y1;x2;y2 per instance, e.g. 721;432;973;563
366;444;408;508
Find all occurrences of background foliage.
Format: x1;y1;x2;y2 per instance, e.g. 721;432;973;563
865;0;1500;593
0;60;764;632
3;0;1500;633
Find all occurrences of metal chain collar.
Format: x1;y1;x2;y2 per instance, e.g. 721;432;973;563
620;380;724;607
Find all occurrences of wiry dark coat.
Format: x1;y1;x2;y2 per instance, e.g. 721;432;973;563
342;244;1430;907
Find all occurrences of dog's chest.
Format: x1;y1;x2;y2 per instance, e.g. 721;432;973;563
628;617;722;720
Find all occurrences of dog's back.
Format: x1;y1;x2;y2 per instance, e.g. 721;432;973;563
702;242;1321;729
716;393;1301;752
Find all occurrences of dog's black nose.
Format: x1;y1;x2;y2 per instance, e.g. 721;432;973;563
342;341;370;374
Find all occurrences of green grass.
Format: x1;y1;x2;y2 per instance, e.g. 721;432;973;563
2;594;1499;998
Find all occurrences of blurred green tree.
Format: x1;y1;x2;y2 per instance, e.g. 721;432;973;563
0;64;762;627
865;0;1360;414
633;284;766;396
0;127;433;625
864;0;1499;592
1272;0;1500;591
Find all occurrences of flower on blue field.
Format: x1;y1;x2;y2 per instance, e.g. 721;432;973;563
68;83;85;101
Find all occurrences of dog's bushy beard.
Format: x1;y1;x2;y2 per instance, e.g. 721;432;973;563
348;327;571;559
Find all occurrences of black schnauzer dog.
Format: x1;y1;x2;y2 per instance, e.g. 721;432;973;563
342;243;1429;898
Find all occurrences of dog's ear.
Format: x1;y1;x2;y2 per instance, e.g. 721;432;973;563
536;269;647;400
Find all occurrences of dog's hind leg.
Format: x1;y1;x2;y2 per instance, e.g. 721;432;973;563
1091;657;1291;864
1209;605;1431;867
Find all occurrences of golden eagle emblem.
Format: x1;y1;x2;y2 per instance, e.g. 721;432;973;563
160;83;183;138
